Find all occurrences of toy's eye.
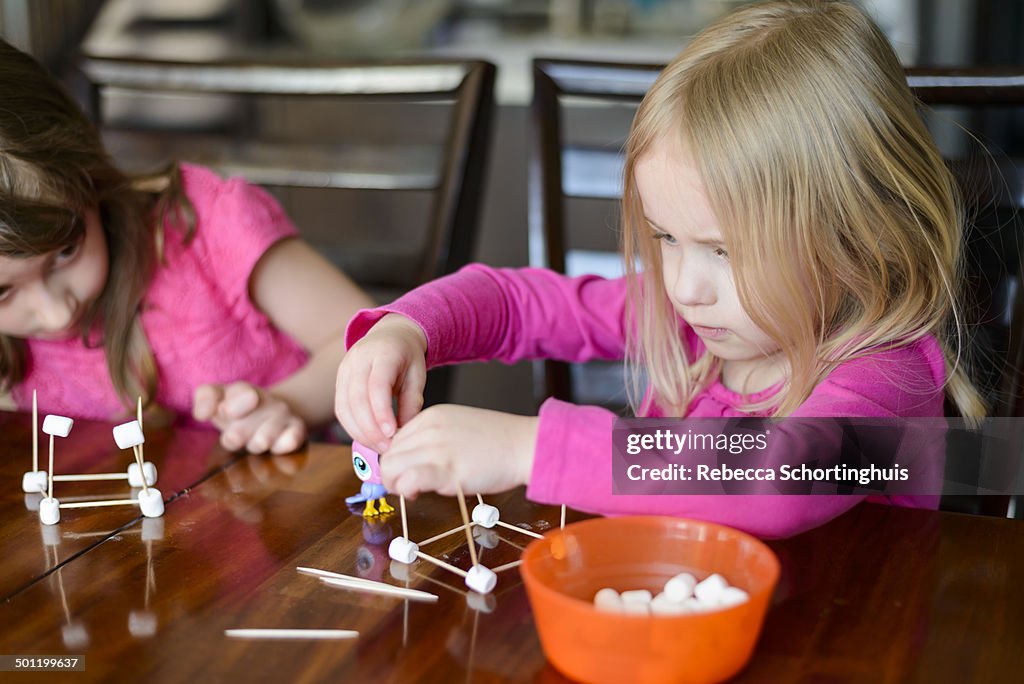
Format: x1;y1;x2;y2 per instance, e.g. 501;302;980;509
352;454;372;481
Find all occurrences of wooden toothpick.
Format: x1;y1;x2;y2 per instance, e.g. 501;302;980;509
453;482;479;569
47;434;54;500
137;397;144;463
225;629;358;640
32;390;38;472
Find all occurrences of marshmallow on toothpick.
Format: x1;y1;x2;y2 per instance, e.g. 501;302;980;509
388;537;419;564
137;488;164;517
464;565;497;595
113;420;145;449
128;461;158;487
471;503;499;528
22;470;48;493
42;415;74;437
39;497;61;525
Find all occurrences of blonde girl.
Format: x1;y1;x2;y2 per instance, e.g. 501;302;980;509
334;0;981;537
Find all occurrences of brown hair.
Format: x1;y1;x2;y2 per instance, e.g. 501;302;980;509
622;0;985;421
0;38;194;411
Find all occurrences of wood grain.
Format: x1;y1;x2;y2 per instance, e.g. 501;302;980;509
2;412;1023;682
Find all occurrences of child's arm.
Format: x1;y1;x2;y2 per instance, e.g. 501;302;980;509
346;264;630;368
337;264;630;449
194;238;374;453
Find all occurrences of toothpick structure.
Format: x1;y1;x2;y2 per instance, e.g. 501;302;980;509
31;396;165;525
385;489;555;596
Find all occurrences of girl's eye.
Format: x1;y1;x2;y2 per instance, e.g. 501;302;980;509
713;246;730;260
0;286;10;303
652;231;678;247
54;238;82;264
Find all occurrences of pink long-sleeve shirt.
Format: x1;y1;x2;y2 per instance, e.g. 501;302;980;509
346;264;946;538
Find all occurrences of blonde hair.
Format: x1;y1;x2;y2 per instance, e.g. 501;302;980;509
622;0;985;421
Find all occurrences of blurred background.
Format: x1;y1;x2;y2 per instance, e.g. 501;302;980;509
2;0;1022;417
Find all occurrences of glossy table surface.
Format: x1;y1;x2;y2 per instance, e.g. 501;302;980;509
2;411;1023;683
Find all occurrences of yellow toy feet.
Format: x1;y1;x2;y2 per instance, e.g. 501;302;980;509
377;497;395;514
362;500;379;518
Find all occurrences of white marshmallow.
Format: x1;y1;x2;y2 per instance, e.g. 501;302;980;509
137;488;164;517
684;598;713;613
621;600;650;615
128;610;158;638
593;587;622;613
471;503;499;528
388;537;419;564
620;589;653;605
716;586;750;608
694;573;729;604
464;565;497;594
664;572;698;602
22;470;48;493
42;415;73;437
128;461;158;487
650;593;692;616
113;420;145;449
39;497;61;525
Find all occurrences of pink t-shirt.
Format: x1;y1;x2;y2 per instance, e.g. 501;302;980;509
346;264;947;538
14;164;308;427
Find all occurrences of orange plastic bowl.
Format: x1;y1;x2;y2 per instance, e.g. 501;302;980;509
520;516;779;684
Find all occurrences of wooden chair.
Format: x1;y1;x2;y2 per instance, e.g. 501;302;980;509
530;58;1024;516
81;55;497;406
529;58;660;411
906;68;1024;517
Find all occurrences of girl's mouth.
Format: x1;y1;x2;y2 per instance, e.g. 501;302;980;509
691;324;729;340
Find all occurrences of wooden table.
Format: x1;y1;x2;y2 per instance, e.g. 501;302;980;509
2;411;1023;682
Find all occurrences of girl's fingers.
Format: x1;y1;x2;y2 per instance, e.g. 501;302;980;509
346;362;386;451
396;362;427;428
245;412;291;454
222;382;261;419
193;384;225;421
270;418;306;454
367;358;400;440
389;463;447;500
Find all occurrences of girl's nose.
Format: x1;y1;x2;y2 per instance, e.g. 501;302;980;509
671;261;716;308
33;284;77;333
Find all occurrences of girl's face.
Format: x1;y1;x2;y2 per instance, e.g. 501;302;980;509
0;209;109;340
634;136;781;376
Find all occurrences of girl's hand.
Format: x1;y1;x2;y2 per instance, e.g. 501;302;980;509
193;381;307;454
378;404;539;499
335;314;429;453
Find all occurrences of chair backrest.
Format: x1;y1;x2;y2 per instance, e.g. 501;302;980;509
81;55;497;405
529;58;660;410
905;68;1024;419
530;59;1024;516
904;68;1024;517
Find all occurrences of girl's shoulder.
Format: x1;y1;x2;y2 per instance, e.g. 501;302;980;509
167;163;297;251
802;335;946;417
150;164;297;307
